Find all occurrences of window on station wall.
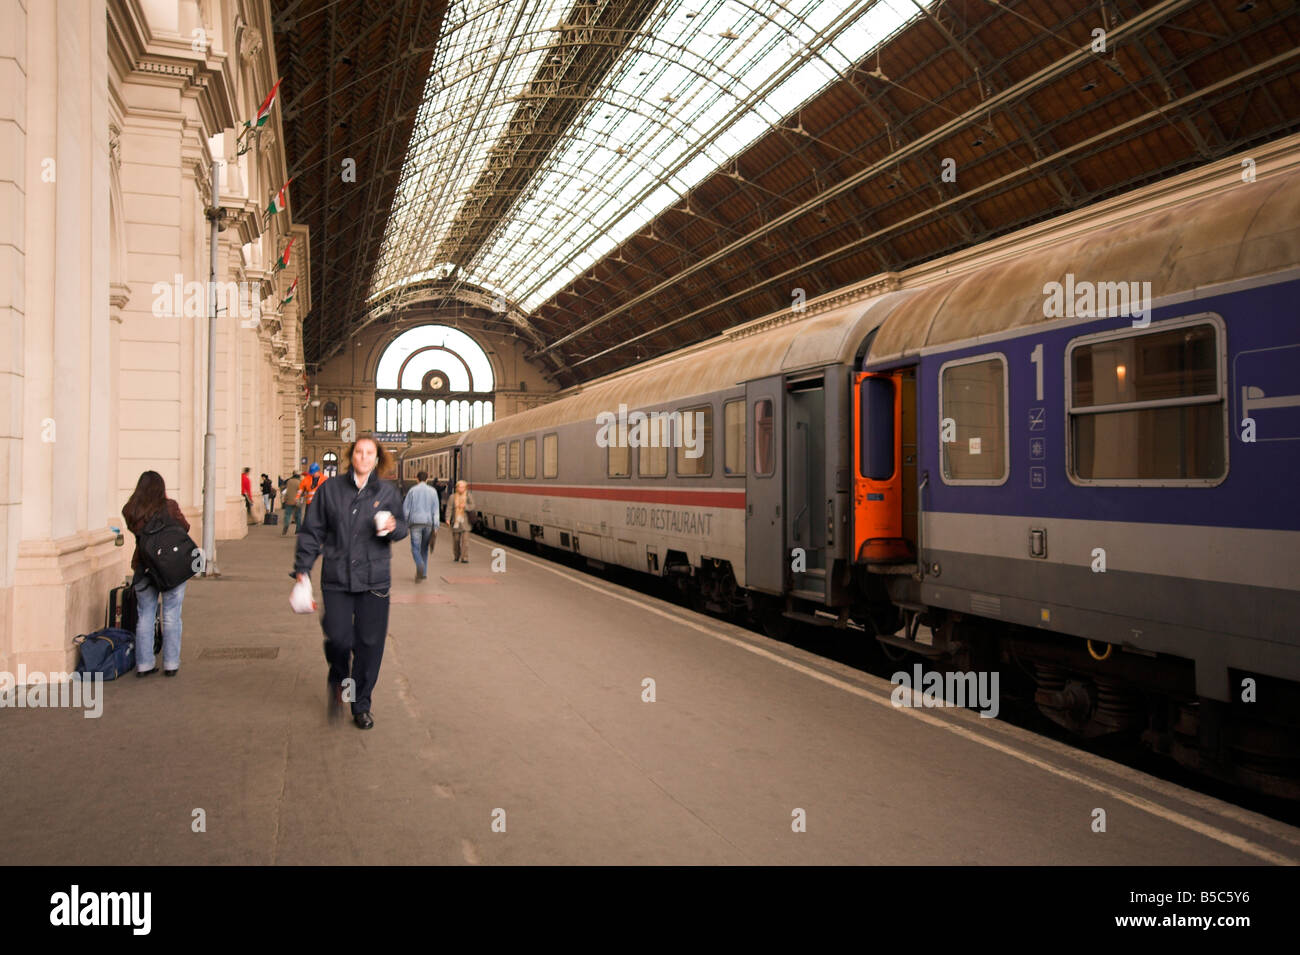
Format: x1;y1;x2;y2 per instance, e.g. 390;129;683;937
376;401;386;431
724;399;745;476
374;324;497;436
323;451;338;477
323;402;338;432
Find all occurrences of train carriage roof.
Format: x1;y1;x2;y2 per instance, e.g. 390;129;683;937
456;153;1300;444
866;162;1300;363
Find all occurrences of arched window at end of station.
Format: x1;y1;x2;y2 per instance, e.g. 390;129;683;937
373;325;495;436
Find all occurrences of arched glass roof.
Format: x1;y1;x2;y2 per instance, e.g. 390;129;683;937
376;325;496;392
368;0;926;312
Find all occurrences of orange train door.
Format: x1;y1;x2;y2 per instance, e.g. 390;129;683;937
853;370;912;563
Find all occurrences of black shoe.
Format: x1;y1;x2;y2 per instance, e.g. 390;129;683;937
136;666;158;678
163;668;179;677
354;712;374;730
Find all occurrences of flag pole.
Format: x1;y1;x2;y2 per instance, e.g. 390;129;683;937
201;158;222;577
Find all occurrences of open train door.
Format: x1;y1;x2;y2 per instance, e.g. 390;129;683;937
745;376;784;594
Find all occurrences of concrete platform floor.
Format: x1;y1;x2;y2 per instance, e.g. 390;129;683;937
2;524;1298;865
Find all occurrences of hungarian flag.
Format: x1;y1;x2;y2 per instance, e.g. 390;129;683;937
244;78;283;131
265;178;292;218
281;278;298;306
273;236;294;272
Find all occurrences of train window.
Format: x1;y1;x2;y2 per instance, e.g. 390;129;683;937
608;441;629;478
543;433;558;478
523;437;537;479
676;405;712;477
1067;318;1225;484
509;440;521;479
724;400;745;476
859;376;895;481
496;443;507;478
639;417;668;477
754;399;774;476
939;354;1008;485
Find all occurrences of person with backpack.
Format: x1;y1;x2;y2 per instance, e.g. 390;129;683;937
299;462;326;511
292;437;407;730
122;471;192;677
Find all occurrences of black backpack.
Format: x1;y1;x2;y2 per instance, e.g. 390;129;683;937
137;511;199;591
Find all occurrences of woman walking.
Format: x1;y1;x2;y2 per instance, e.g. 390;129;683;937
122;471;189;677
449;480;475;563
292;436;407;729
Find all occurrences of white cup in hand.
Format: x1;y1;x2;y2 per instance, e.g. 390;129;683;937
375;510;393;535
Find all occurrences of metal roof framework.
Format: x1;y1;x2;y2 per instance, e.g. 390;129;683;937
273;0;1300;382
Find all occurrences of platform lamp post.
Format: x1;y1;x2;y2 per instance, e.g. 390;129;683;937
200;158;226;578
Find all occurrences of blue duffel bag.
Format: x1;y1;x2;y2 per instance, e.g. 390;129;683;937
74;628;136;680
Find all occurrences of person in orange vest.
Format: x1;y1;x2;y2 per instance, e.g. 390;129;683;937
299;462;327;512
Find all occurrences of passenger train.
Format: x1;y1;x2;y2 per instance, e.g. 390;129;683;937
400;143;1300;797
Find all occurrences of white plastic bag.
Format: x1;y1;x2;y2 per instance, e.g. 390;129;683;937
290;576;316;614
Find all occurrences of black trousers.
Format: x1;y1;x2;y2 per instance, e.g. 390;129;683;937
321;588;390;714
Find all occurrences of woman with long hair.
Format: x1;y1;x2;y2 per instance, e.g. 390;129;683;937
122;471;190;677
292;436;408;729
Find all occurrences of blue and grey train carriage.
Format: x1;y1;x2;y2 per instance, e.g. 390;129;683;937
399;146;1300;796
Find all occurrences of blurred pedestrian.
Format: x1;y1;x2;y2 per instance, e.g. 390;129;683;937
281;471;302;535
449;480;474;563
293;437;408;730
403;470;439;581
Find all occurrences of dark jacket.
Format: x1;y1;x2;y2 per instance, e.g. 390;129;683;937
293;469;409;592
125;498;189;576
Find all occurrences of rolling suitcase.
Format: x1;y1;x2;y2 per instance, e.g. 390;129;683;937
107;577;162;656
264;512;278;525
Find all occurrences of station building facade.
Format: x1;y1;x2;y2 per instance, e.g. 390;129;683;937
1;0;308;675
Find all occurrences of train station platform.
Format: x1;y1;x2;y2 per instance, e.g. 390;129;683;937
2;525;1298;866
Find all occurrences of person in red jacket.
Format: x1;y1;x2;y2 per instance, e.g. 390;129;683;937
241;467;252;516
123;471;190;677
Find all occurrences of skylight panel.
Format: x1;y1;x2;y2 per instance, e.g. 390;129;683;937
368;0;928;316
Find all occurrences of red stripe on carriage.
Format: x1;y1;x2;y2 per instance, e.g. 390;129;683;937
473;483;746;509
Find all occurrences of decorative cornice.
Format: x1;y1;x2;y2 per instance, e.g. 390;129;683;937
109;283;131;310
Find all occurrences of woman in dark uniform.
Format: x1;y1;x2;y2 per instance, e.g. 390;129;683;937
292;436;407;729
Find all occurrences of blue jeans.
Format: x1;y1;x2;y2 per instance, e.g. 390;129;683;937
409;524;432;576
135;578;187;672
